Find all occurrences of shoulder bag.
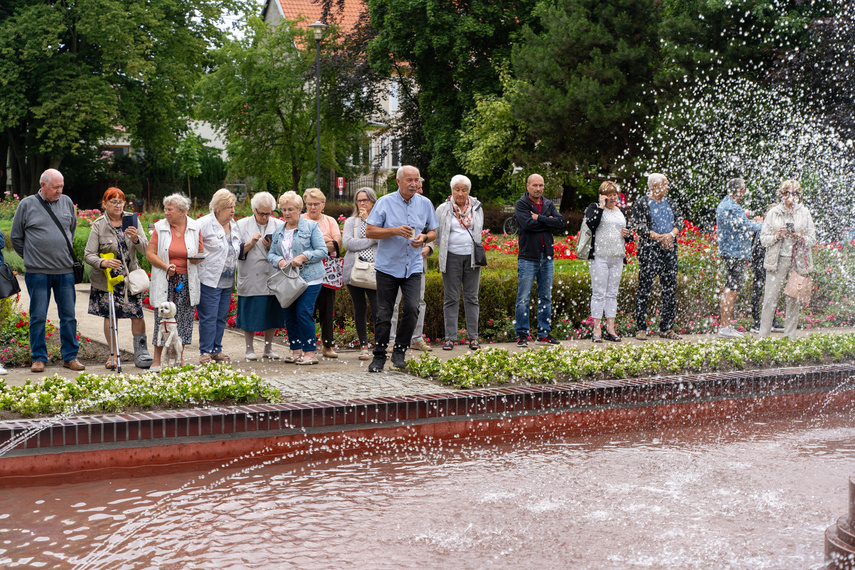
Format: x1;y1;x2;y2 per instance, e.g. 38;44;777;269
322;241;345;290
462;211;487;267
784;237;812;305
268;264;308;308
38;196;84;283
349;220;377;289
575;223;593;259
0;263;20;299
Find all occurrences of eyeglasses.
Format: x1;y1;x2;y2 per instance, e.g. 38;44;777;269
255;210;273;217
781;191;801;197
108;200;125;206
306;202;324;208
356;198;371;204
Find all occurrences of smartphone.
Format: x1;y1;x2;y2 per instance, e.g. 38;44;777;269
187;252;208;260
786;222;795;233
122;213;137;231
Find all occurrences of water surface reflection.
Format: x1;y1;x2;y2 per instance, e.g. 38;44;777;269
1;410;852;569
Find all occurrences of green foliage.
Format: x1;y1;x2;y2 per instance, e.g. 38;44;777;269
510;0;660;177
0;363;280;417
409;333;855;389
0;0;246;194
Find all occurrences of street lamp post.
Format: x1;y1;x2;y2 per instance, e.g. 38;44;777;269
308;21;328;189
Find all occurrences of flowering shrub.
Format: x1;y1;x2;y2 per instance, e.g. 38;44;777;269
0;363;280;417
0;191;21;220
408;333;855;389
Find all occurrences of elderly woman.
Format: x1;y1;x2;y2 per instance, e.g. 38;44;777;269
268;191;328;365
235;191;284;360
84;187;152;369
758;179;817;337
145;193;203;372
583;181;633;342
302;188;342;358
434;175;484;351
197;189;241;364
342;187;379;360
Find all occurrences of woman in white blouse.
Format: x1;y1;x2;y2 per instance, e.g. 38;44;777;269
584;181;632;343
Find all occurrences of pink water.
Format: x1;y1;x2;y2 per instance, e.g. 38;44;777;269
1;409;852;569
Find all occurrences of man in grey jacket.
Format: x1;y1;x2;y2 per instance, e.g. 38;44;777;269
11;169;85;373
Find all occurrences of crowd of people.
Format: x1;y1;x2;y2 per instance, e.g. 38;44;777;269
8;167;818;375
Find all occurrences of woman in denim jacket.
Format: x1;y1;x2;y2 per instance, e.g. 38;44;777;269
268;191;328;365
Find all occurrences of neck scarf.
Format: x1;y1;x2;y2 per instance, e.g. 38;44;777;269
451;196;472;229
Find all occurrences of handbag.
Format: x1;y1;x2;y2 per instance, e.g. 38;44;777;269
0;263;20;299
322;242;344;290
784;270;812;304
465;226;488;268
127;268;150;296
576;222;593;259
350;257;377;290
348;220;377;289
38;196;84;284
267;264;308;308
784;237;812;304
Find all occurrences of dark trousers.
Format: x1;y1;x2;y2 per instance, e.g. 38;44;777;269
347;284;377;347
374;270;422;358
313;286;336;348
751;259;766;327
634;245;678;333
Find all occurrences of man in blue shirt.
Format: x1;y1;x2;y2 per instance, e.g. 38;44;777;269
716;178;763;337
366;165;438;372
630;173;684;340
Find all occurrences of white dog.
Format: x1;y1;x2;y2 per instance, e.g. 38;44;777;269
157;301;183;367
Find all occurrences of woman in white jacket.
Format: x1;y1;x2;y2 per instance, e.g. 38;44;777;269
434;175;484;351
758;179;816;337
197;189;242;364
145;193;203;371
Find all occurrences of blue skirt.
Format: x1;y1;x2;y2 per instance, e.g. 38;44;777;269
236;295;285;332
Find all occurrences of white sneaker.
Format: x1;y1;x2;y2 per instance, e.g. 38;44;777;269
0;365;7;375
245;351;258;361
263;350;281;360
719;326;744;338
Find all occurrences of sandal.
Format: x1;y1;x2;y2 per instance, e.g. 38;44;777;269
358;347;372;361
602;331;622;342
592;336;603;343
105;356;117;369
296;356;318;366
199;353;212;365
469;339;481;351
212;352;231;362
283;354;300;363
442;340;454;351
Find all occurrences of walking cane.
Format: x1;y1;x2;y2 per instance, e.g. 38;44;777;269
100;253;125;374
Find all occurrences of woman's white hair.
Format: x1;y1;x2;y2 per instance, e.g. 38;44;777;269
647;173;666;189
278;190;303;210
163;193;191;212
250;191;276;211
450;174;472;192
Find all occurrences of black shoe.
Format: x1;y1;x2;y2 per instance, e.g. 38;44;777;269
536;335;561;346
391;351;407;369
368;357;385;373
517;336;529;348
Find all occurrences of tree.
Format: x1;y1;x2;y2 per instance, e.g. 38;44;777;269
508;0;661;210
367;0;538;200
0;0;245;196
197;16;376;193
177;134;203;200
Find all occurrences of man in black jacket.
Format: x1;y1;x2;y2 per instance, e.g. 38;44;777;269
513;174;565;347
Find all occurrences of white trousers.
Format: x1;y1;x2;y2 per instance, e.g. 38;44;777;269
759;255;800;337
589;256;624;320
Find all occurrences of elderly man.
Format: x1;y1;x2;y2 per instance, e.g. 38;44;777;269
11;169;86;372
716;178;763;338
366;165;438;372
514;173;565;347
630;173;684;340
389;175;434;351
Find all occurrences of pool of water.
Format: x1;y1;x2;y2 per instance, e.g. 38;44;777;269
1;408;852;569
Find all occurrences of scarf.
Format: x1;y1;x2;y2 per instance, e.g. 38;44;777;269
451;196;472;229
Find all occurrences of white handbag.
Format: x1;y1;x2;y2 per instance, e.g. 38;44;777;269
127;268;150;295
349;220;376;290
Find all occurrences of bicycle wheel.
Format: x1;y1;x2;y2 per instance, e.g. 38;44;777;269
503;216;519;235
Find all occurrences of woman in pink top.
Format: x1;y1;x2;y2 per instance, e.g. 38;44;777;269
302;188;341;358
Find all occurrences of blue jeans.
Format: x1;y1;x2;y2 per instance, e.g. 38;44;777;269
198;284;232;355
515;254;554;338
25;272;79;363
283;284;322;352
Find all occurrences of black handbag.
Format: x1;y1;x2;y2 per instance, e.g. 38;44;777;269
38;196;84;284
466;227;488;267
0;263;20;299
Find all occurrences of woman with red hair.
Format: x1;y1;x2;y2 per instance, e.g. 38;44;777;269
83;187;152;368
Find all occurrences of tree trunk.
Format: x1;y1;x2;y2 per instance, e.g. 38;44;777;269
559;181;577;213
